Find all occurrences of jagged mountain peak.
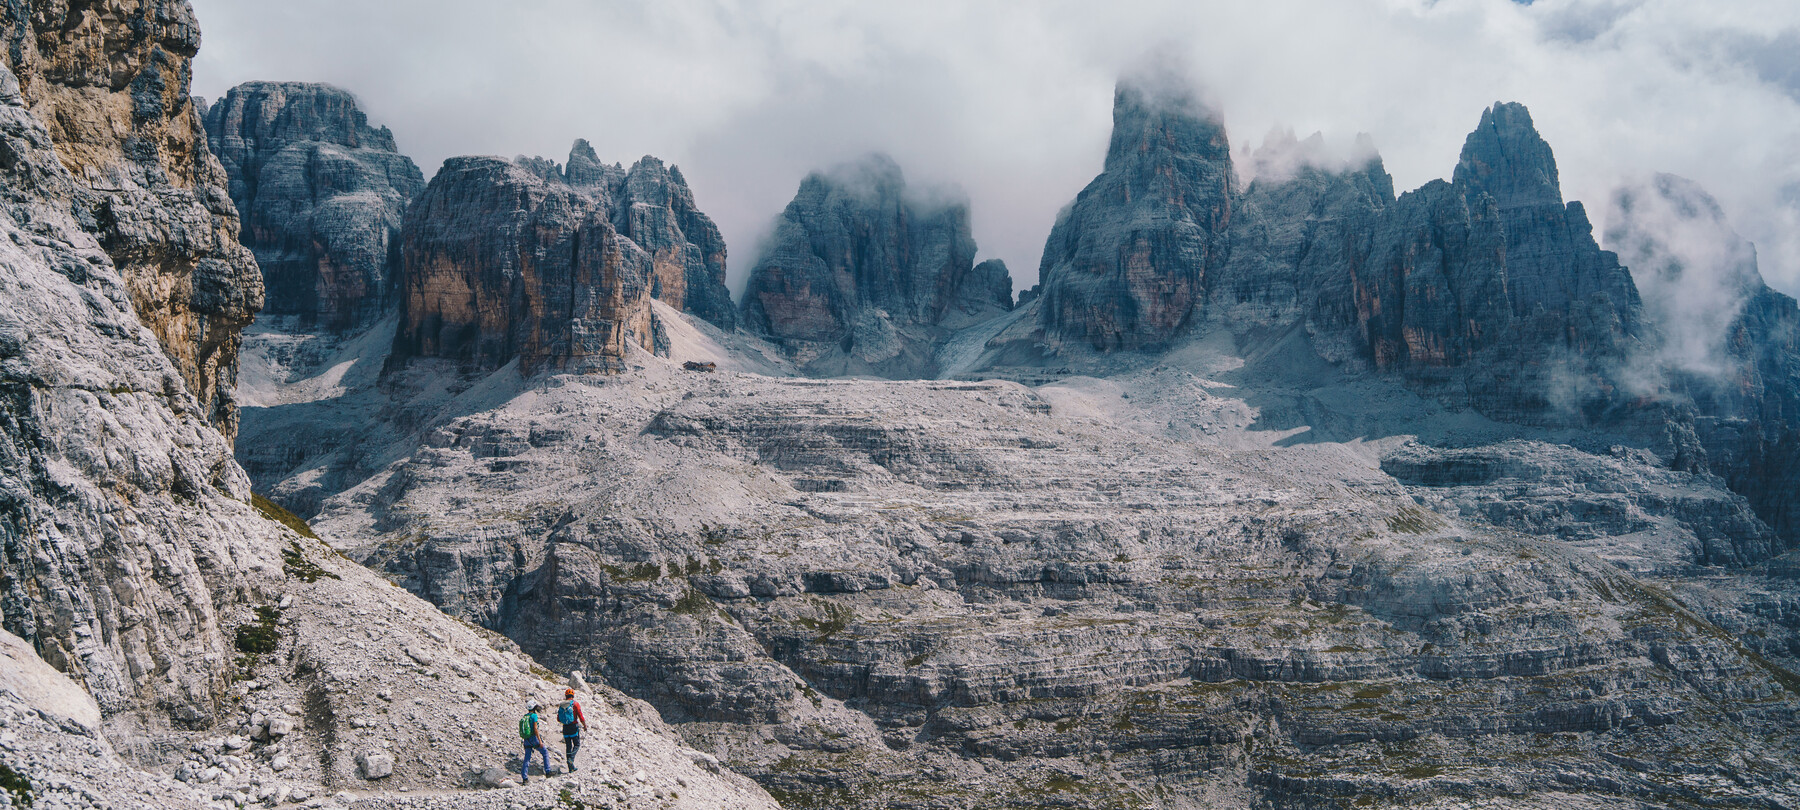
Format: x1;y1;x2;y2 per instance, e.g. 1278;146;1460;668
740;152;1008;377
564;137;624;187
1105;74;1231;172
1452;100;1563;209
211;80;398;153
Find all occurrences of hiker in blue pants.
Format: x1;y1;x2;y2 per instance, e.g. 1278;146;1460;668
519;701;552;783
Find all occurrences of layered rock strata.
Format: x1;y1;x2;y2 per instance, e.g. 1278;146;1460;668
741;153;1013;377
303;359;1800;810
394;142;735;374
203;81;426;331
0;0;263;441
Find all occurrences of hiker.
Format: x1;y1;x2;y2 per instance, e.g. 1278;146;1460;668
557;688;589;771
519;701;552;783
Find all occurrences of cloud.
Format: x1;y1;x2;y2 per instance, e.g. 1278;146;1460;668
188;0;1800;299
1606;173;1763;386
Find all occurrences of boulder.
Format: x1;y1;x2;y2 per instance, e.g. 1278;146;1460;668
355;751;393;780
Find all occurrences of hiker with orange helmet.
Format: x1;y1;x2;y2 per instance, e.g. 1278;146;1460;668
557;688;589;771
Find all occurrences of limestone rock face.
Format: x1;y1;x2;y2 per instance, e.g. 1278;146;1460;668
573;141;736;330
1035;80;1235;351
203;81;425;331
0;0;263;441
741;153;1012;377
0;52;286;735
291;359;1800;810
395;143;733;374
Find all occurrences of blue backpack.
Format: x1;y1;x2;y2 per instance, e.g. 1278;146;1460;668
558;701;576;725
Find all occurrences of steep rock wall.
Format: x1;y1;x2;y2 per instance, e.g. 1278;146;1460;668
0;52;286;737
741;153;1012;377
394;142;736;374
1;0;262;441
203;81;425;331
1035;81;1235;351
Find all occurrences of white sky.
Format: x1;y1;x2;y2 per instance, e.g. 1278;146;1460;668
189;0;1800;299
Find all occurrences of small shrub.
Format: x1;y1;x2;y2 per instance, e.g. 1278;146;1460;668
234;605;282;655
0;762;31;807
671;588;712;616
282;540;340;583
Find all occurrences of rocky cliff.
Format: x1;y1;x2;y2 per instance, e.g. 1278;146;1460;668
0;10;782;806
394;142;734;374
203;81;425;331
0;0;263;441
741;153;1013;377
0;1;283;743
1035;80;1235;351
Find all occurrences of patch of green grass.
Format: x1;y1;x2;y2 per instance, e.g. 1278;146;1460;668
601;562;663;582
1399;763;1443;779
905;652;928;668
1352;684;1392;700
0;762;31;807
253;493;318;539
794;602;855;641
234;605;282;656
671;588;713;616
558;786;586;810
1385;506;1440;535
1043;773;1085;793
282;540;340;583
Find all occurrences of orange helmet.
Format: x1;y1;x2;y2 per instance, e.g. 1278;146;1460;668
564;688;575;697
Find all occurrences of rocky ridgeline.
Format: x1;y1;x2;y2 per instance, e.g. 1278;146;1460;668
991;75;1800;553
392;141;735;374
0;0;263;440
741;153;1013;377
203;82;426;332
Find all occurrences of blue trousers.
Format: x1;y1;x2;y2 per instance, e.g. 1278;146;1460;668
522;737;550;778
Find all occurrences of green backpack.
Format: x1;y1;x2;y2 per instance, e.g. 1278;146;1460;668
518;712;535;739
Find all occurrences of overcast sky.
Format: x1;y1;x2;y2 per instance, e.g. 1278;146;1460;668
189;0;1800;299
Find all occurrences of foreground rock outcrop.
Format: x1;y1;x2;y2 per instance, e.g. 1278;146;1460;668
0;0;263;441
742;153;1013;377
394;142;735;374
204;81;426;331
